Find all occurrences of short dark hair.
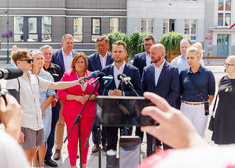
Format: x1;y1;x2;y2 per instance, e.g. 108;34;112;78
144;35;155;43
112;40;126;51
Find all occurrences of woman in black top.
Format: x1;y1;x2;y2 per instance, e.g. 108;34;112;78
212;56;235;144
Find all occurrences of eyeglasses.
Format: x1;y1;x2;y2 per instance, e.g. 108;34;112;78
21;59;34;63
224;63;234;68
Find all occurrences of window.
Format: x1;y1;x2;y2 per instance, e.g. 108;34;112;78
73;17;83;42
163;19;175;34
92;18;101;42
141;19;154;34
185;0;197;1
184;20;197;41
218;0;231;27
14;16;52;42
110;18;119;33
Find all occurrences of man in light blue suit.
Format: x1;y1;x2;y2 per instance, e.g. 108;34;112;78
51;34;78;160
142;44;180;156
87;36;114;153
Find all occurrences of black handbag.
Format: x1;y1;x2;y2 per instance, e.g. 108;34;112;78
208;94;218;131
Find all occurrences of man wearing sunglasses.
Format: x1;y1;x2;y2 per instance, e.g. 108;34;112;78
5;48;85;168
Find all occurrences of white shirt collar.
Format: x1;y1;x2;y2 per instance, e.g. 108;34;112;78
62;48;72;57
112;61;125;70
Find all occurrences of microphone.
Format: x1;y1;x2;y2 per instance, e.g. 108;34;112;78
0;68;23;80
118;74;134;89
102;75;113;87
79;70;100;84
91;72;106;84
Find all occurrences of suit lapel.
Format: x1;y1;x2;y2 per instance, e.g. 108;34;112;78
95;53;102;70
141;53;147;67
157;62;168;87
59;49;65;73
149;64;155;88
106;52;112;66
108;66;116;88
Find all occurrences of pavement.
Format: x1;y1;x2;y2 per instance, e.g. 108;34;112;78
0;60;226;168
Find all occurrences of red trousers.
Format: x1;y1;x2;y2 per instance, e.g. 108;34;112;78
64;114;93;165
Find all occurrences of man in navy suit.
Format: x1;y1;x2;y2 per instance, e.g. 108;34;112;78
98;41;143;151
142;44;180;156
133;35;155;141
87;36;114;153
133;35;155;76
51;34;78;160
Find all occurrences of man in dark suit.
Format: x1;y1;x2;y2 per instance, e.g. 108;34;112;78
133;35;155;76
98;40;143;151
87;36;114;153
51;34;78;160
133;35;155;141
142;44;180;156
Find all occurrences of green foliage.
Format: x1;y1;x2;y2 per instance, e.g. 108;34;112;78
160;32;188;55
103;30;155;58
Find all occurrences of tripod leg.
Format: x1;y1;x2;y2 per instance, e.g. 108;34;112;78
97;128;101;168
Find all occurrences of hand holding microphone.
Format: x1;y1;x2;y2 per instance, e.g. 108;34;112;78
79;70;100;84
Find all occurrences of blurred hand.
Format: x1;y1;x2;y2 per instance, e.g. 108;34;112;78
110;89;122;96
41;111;45;117
0;94;23;140
141;92;206;149
19;131;25;143
51;99;57;107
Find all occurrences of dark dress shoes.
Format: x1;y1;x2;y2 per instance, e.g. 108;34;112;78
92;144;99;153
53;149;61;160
44;158;58;167
103;144;107;152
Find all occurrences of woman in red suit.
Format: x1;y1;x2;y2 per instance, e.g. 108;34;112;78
58;52;98;168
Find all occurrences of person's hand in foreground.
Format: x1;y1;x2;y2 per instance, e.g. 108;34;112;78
141;92;207;149
0;94;23;141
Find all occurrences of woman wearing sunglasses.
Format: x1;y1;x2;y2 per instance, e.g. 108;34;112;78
212;56;235;145
30;50;56;168
180;42;215;137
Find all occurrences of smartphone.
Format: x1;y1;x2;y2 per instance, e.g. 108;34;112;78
119;136;141;168
95;96;155;127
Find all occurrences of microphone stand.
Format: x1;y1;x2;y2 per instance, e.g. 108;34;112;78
64;79;101;168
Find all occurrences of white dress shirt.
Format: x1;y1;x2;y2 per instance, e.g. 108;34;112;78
62;49;73;72
154;60;165;86
171;55;205;73
146;52;152;66
99;52;107;69
113;62;125;89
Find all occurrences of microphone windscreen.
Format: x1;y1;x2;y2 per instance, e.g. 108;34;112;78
102;75;113;87
91;70;100;78
5;68;23;79
117;74;126;80
97;72;106;77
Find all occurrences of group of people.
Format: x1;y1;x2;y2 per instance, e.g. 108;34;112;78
2;32;235;168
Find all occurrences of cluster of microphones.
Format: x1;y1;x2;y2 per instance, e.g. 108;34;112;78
79;70;134;88
0;68;134;88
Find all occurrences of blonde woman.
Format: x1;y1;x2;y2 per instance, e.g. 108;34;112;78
31;50;56;168
212;56;235;144
180;43;215;137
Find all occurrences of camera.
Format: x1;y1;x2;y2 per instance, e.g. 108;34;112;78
0;89;20;123
204;102;209;116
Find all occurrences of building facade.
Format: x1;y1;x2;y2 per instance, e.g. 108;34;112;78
0;0;127;58
127;0;235;56
0;0;234;58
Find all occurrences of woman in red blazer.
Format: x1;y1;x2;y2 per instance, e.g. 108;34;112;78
58;52;98;168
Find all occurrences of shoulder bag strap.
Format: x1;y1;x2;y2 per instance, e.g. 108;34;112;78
189;74;205;102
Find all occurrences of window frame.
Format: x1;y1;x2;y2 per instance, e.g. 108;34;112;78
110;18;119;33
217;0;231;27
163;19;175;34
91;18;101;43
141;18;154;34
13;16;52;42
184;19;197;42
73;17;83;43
